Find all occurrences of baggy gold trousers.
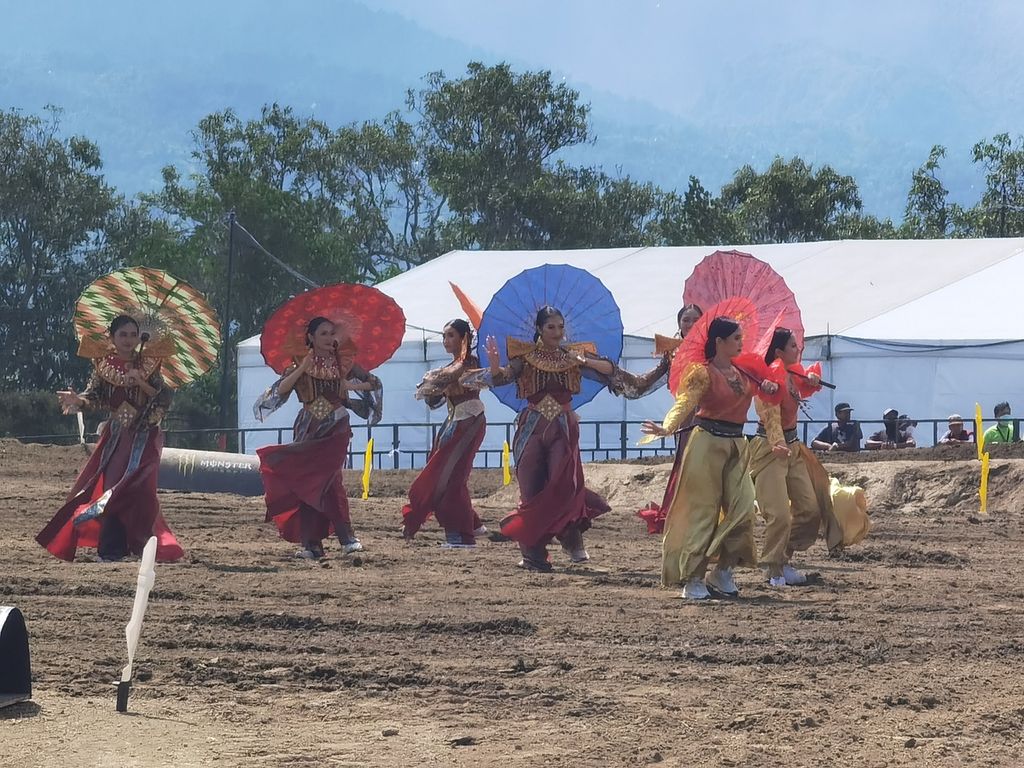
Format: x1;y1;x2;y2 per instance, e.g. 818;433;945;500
662;428;757;586
748;436;821;568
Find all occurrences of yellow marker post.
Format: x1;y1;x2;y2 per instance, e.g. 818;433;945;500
974;403;989;514
502;440;512;486
974;403;985;460
361;438;374;500
980;450;990;514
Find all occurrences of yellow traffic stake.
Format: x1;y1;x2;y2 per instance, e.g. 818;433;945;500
980;450;990;515
361;438;374;500
502;440;512;486
974;403;985;460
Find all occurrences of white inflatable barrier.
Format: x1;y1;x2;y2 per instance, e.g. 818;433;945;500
159;447;264;496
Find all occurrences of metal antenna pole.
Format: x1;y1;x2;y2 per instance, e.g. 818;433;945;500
218;211;237;436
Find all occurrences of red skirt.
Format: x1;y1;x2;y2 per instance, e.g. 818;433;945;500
500;409;609;548
257;418;352;543
402;413;485;540
36;424;183;562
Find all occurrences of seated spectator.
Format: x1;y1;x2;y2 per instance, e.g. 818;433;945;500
898;414;918;441
811;402;863;452
939;414;973;444
983;401;1016;444
866;408;916;450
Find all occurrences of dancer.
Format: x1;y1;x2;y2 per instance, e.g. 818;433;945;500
636;303;704;534
37;315;184;562
640;313;782;600
471;306;631;571
676;303;704;339
747;327;823;587
254;316;382;559
401;319;488;547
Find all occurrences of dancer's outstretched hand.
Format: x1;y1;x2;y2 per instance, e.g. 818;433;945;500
640;420;669;438
57;390;84;415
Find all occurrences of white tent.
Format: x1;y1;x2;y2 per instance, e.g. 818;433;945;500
237;238;1024;461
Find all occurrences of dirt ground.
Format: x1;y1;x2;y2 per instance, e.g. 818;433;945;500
1;438;1023;767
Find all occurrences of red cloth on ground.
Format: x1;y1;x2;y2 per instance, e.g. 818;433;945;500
257;419;352;543
402;412;486;541
500;408;610;548
36;424;183;562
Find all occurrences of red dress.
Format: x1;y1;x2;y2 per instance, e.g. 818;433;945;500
254;355;382;546
485;342;611;550
462;339;667;562
36;355;183;562
401;355;486;544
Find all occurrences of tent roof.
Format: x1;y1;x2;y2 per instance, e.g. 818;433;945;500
239;238;1024;348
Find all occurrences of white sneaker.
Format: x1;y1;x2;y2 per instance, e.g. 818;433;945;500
562;546;590;564
473;524;488;537
768;575;787;588
341;540;364;555
706;567;740;597
682;578;711;600
782;564;808;586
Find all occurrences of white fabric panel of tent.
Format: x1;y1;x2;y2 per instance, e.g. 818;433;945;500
236;237;1024;460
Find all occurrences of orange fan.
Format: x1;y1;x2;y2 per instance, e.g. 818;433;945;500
449;282;483;330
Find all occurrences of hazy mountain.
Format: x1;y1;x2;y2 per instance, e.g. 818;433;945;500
3;0;1021;220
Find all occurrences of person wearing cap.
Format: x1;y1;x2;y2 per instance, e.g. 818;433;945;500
982;402;1015;444
866;408;916;450
811;402;863;452
939;414;973;444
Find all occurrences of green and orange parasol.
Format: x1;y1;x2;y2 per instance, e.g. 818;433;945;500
73;267;221;388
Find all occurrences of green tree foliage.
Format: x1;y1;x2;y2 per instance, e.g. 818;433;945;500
0;107;123;391
657;177;741;246
720;157;868;243
412;62;591;249
148;104;447;343
901;145;964;238
962;133;1024;237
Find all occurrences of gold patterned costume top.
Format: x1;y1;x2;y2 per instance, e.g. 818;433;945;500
81;354;172;428
253;351;384;439
495;338;594;399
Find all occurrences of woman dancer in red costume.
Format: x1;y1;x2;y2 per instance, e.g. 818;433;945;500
473;306;660;571
37;315;183;562
401;319;488;547
254;316;381;559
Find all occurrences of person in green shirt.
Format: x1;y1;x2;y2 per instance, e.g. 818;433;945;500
983;401;1016;444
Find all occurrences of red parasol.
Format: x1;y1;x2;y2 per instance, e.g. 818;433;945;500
260;284;406;374
668;296;783;405
683;250;804;349
669;296;758;394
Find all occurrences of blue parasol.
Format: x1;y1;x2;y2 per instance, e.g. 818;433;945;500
477;264;623;411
